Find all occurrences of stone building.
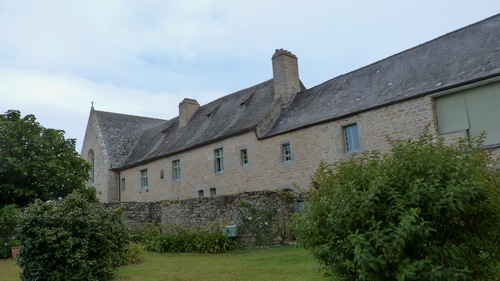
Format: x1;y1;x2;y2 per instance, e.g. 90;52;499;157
82;14;500;203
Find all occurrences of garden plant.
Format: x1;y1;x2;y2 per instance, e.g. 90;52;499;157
293;131;499;280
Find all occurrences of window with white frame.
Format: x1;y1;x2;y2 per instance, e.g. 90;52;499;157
140;169;148;188
344;124;360;152
281;143;292;162
240;149;248;165
172;159;181;181
214;148;224;173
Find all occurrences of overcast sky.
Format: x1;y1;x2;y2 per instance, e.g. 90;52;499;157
0;1;498;153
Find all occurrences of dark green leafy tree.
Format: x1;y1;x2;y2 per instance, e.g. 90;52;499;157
0;110;90;208
0;204;21;258
16;188;130;281
293;131;499;281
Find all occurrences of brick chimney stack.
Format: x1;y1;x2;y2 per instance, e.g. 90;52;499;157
178;98;200;128
272;49;300;106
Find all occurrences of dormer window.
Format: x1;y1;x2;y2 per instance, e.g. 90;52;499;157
207;105;219;119
240;92;255;108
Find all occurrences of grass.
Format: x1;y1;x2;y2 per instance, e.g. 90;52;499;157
0;258;19;281
0;246;325;281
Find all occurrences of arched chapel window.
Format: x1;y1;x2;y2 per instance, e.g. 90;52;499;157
88;150;95;183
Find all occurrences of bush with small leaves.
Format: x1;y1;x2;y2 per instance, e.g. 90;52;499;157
293;131;499;281
16;188;130;281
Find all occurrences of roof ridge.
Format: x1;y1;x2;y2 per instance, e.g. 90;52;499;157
310;13;500;91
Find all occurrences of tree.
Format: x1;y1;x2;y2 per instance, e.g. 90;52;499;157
0;110;90;208
293;132;500;281
16;188;130;281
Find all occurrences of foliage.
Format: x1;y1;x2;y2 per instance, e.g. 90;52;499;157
0;204;21;259
15;188;130;281
0;110;91;208
113;242;146;267
138;224;240;254
293;131;500;281
238;199;280;246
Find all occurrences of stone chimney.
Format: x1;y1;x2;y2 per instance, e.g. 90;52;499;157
272;49;300;106
178;98;200;128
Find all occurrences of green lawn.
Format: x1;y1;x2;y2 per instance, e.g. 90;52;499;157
0;258;19;281
0;246;325;281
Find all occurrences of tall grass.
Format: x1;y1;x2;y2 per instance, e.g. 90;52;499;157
134;225;240;254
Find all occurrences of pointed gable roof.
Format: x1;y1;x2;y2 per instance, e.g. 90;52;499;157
119;80;277;168
264;13;500;137
93;110;165;168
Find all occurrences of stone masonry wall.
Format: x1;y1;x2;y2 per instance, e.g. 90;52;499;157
118;96;438;203
103;201;162;227
103;190;300;243
81;110;118;203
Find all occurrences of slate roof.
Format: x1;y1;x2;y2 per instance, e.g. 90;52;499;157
119;80;278;168
93;110;165;168
264;13;500;137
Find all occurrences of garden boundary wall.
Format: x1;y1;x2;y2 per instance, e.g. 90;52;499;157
103;190;302;244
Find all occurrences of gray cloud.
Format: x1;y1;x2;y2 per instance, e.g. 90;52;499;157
0;0;497;152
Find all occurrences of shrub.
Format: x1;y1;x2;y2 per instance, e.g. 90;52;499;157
238;200;279;246
16;188;130;281
113;242;145;267
293;132;500;280
139;225;240;254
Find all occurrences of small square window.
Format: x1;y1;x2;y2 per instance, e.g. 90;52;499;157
214;148;224;173
210;188;216;197
172;159;181;181
297;201;305;213
140;169;148;189
281;143;292;162
198;190;204;198
344;124;360;152
240;149;248;165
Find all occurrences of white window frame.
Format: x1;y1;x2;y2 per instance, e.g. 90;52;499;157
172;159;181;181
281;143;292;162
140;169;148;189
214;148;224;173
344;124;360;152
